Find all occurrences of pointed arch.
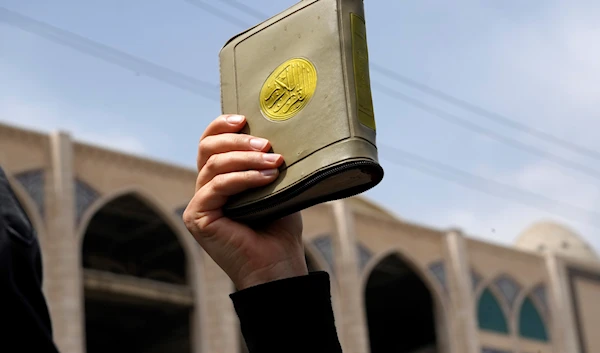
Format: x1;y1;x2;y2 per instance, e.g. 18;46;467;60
81;193;185;282
362;249;450;353
362;249;448;303
493;274;522;310
518;296;549;342
78;185;206;353
477;287;509;334
77;186;202;281
513;284;550;343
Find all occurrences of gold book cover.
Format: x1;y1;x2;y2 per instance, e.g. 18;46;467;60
219;0;384;223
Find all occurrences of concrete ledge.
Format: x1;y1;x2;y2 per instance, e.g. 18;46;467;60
84;269;194;307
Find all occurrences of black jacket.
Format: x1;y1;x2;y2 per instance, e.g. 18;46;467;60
1;167;342;353
0;167;59;353
231;271;343;353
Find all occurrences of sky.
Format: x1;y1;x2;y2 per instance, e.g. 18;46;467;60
1;0;599;253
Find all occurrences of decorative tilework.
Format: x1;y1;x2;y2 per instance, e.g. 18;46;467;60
471;269;483;292
428;261;447;293
494;274;522;309
15;169;45;218
312;236;335;273
532;283;549;317
357;242;372;272
75;178;100;224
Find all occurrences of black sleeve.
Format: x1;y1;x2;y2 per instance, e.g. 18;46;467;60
230;271;343;353
0;168;59;353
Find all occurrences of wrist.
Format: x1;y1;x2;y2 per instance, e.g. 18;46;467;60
234;259;309;290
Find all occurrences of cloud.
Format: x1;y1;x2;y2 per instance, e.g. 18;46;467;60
484;2;600;141
0;95;146;154
434;1;600;255
440;161;600;253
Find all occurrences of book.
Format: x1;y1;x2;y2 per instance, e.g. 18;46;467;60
219;0;384;223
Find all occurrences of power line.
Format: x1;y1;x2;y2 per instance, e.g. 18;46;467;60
379;144;600;228
191;0;600;226
215;0;269;20
0;6;220;101
185;0;252;28
3;4;597;229
372;81;600;181
371;63;600;162
212;0;600;164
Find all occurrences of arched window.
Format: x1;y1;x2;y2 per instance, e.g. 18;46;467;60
518;297;548;342
365;254;438;353
82;194;192;353
477;288;509;334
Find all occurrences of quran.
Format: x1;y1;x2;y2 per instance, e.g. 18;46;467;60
219;0;384;223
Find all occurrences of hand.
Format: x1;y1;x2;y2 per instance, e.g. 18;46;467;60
183;114;307;290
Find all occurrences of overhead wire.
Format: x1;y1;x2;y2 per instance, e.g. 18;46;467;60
197;0;600;227
214;0;270;20
196;0;600;181
372;81;600;181
214;0;600;163
185;0;252;28
2;4;598;228
370;63;600;162
0;6;220;102
379;144;600;228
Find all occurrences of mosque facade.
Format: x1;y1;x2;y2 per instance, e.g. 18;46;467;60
1;121;599;353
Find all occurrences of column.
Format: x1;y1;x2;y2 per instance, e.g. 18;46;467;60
445;230;480;353
331;200;370;353
45;131;85;353
202;255;238;353
545;254;579;353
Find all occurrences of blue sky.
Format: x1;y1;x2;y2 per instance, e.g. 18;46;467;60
1;0;599;253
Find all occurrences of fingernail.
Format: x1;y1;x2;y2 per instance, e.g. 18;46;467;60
262;153;281;162
250;138;269;150
260;168;278;176
226;115;244;124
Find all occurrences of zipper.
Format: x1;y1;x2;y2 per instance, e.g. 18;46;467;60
224;159;379;219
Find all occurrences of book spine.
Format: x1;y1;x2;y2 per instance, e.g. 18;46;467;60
338;0;377;145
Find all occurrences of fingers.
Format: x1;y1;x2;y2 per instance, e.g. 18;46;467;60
200;114;247;141
186;113;281;231
197;133;271;172
186;169;280;230
197;151;283;190
197;114;248;172
206;168;279;206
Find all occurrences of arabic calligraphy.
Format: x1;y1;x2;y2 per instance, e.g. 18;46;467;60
260;58;317;121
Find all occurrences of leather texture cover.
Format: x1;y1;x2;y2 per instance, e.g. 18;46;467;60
219;0;384;223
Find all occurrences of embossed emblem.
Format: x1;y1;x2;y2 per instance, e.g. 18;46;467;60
259;58;317;121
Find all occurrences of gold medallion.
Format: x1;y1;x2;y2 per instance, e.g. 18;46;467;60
259;58;317;121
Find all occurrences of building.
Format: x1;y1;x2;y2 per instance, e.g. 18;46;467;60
1;121;599;353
